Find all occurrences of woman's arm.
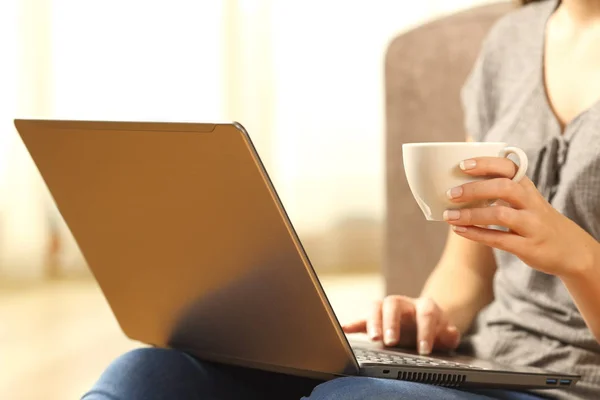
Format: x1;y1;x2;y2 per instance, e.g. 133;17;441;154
556;242;600;343
421;229;497;334
343;229;496;354
444;156;600;344
420;134;497;334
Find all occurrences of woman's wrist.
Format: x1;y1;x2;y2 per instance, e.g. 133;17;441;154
559;238;600;282
557;239;600;344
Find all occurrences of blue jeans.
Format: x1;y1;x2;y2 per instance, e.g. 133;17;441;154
82;348;547;400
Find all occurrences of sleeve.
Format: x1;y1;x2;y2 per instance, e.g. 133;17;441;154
460;33;498;143
461;3;543;142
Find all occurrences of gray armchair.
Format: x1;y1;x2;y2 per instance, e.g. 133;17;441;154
384;2;514;297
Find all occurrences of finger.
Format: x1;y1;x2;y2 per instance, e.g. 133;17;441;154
342;320;366;334
447;178;529;209
520;176;538;191
459;157;518;179
367;300;383;341
382;297;401;346
451;224;527;254
434;324;462;351
382;296;413;347
415;298;441;355
443;206;531;236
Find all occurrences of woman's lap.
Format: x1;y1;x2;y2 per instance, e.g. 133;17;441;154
309;378;547;400
82;348;547;400
81;348;318;400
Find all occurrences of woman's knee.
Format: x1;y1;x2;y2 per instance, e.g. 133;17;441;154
99;347;198;382
305;376;475;400
82;347;205;400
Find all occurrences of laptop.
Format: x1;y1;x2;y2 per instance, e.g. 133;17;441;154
14;119;579;390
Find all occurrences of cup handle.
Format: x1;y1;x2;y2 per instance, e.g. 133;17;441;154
499;146;528;182
484;147;529;209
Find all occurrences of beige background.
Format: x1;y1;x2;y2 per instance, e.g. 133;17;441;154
0;0;505;279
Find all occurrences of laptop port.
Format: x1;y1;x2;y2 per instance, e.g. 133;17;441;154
546;378;557;385
559;379;572;386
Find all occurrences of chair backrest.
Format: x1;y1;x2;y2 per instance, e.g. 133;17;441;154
384;2;514;296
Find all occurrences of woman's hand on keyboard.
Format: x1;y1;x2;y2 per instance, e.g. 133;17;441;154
342;296;460;355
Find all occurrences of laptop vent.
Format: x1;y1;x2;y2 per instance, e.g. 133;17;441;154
397;371;467;387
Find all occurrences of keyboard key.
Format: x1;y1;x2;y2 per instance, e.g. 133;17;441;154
355;349;479;370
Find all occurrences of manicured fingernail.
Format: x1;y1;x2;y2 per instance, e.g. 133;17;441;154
446;186;463;199
459;159;476;170
384;329;396;346
419;340;431;355
443;210;461;221
369;328;380;340
452;225;467;233
454;334;462;348
446;325;461;347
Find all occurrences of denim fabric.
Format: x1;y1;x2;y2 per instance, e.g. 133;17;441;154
82;348;548;400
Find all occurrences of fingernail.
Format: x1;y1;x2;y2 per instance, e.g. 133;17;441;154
419;340;431;355
459;159;476;170
384;329;396;346
454;334;462;348
446;186;463;199
452;225;467;233
445;325;461;347
443;210;461;221
369;328;380;340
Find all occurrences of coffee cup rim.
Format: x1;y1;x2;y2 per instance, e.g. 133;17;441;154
402;142;507;148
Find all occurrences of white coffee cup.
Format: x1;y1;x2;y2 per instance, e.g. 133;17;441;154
402;142;528;221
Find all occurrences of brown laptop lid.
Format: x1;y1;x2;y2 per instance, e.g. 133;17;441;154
14;119;358;379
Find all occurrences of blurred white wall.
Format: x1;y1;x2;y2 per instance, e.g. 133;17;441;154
0;0;503;279
0;0;56;279
0;1;18;257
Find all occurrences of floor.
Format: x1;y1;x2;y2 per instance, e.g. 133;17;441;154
0;273;383;400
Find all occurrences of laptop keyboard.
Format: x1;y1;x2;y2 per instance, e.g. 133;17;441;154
354;349;484;370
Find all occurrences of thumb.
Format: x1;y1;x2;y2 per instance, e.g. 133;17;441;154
435;324;461;351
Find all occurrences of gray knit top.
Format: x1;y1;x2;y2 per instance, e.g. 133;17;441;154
460;1;600;399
